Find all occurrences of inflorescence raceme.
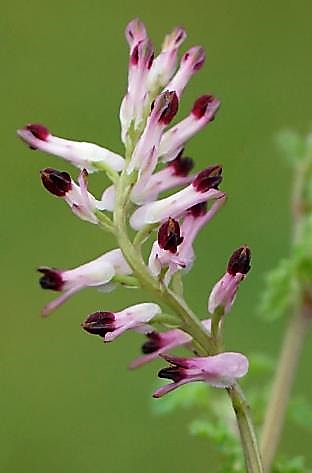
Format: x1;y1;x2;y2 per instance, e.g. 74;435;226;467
17;18;251;398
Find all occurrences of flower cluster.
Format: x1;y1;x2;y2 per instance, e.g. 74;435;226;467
17;19;250;397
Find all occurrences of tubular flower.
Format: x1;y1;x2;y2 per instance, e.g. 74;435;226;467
131;152;194;204
165;46;206;98
158;95;220;162
127;90;179;176
40;168;110;223
38;249;131;316
17;124;124;173
147;26;187;91
82;303;161;342
208;246;251;315
17;18;253;407
130;319;212;368
120;37;155;144
130;165;224;230
153;352;249;397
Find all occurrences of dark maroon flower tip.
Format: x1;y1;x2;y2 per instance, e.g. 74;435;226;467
141;331;162;354
187;202;207;218
158;217;184;253
82;311;115;337
183;47;205;70
26;123;50;141
168;152;194;177
40;168;72;197
130;42;140;65
191;95;220;120
158;366;185;382
227;246;251;276
38;268;64;291
192;165;223;193
158;91;179;125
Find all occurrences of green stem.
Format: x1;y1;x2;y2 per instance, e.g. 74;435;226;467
260;300;311;473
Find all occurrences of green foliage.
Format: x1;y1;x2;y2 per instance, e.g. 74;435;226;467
273;456;312;473
248;353;276;376
258;258;296;321
276;131;307;165
151;383;211;414
288;397;312;432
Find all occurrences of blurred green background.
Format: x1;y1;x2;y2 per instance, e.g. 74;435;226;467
2;0;312;471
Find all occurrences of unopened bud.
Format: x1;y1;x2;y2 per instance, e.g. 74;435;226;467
192;95;220;120
38;268;64;291
227;246;251;276
82;311;115;337
40;168;72;197
192;165;222;192
158;217;183;253
168;152;194;176
26;123;50;141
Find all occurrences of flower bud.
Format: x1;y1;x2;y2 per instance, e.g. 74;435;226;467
192;95;219;120
168;152;194;177
192;165;223;192
227;246;251;276
82;311;115;337
26;123;50;142
38;268;64;291
158;217;184;253
40;168;72;196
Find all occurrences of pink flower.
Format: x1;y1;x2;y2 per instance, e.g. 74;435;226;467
17;124;124;173
38;249;131;316
153;352;249;397
208;246;251;315
125;18;148;48
82;303;161;341
130;165;224;230
158;95;220;162
165;46;206;98
120;32;154;144
131;152;194;204
40;168;110;223
129;319;212;368
127;90;179;176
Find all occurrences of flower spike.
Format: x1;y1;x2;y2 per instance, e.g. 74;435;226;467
153;352;249;397
17;124;124;173
82;303;161;341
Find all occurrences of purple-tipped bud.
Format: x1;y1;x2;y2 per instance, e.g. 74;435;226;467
158;217;184;253
168;152;194;176
38;268;64;291
157;91;179;125
82;311;115;337
182;46;205;70
187;202;207;218
192;165;223;193
227;246;251;276
125;18;147;47
40;168;72;197
26;123;50;141
192;95;219;120
130;39;154;69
